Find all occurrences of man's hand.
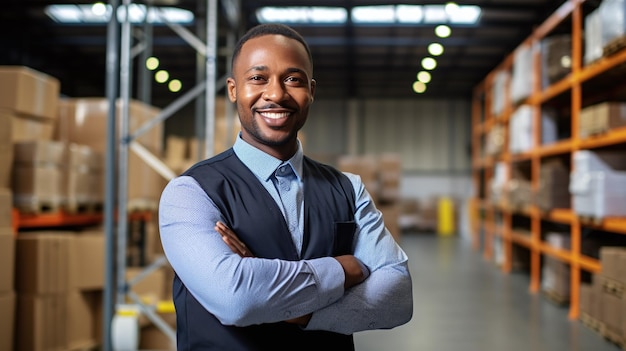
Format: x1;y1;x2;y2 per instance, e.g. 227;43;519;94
215;221;253;257
334;255;370;289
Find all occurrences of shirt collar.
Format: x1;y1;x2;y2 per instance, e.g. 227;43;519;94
233;134;303;182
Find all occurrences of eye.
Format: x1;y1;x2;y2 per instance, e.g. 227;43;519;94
285;76;305;85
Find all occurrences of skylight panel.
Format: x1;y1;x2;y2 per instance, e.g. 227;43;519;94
45;4;194;24
255;4;480;25
396;5;424;24
352;5;395;23
256;7;347;24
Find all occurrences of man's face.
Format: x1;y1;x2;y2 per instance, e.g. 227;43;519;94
227;34;315;157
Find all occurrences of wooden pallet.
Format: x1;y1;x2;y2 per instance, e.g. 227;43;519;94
603;278;625;298
602;326;625;350
542;289;569;306
580;312;606;335
14;196;64;215
65;200;103;215
579;215;603;226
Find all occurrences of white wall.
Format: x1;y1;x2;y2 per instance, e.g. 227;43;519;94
304;97;474;237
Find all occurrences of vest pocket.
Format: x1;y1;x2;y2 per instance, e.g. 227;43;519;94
333;221;356;255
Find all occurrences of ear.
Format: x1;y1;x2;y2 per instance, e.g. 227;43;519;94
310;78;316;102
227;77;236;102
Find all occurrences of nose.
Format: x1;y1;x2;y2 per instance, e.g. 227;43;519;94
263;79;287;101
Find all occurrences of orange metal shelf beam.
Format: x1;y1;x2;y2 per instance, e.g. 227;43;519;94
17;210;104;229
510;230;532;249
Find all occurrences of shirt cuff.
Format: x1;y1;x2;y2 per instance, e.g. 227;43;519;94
305;256;345;307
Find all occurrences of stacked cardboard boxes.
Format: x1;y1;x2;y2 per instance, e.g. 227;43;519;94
537;158;570;212
541;232;571;302
580;102;626;139
0;188;15;351
12;141;67;214
0;66;60;190
56;97;167;210
337;153;404;241
580;247;626;346
13;227;174;350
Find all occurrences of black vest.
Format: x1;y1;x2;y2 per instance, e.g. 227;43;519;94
174;148;357;350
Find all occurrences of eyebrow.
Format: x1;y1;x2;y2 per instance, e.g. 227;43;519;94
244;65;308;77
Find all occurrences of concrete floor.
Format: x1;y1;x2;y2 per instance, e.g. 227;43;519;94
353;233;621;351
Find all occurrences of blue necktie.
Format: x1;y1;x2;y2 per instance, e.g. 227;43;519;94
275;163;302;254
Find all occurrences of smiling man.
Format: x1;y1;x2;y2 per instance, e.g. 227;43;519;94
158;23;413;351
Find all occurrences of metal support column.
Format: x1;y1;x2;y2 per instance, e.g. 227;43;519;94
104;1;241;349
103;1;120;350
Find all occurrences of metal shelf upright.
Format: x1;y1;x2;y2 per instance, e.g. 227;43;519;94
103;1;240;350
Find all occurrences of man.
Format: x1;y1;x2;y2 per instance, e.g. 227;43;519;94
158;23;413;350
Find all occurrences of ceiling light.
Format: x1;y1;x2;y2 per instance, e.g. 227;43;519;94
91;2;107;16
168;79;182;92
352;5;395;23
428;43;444;56
561;55;572;68
447;5;481;24
45;4;194;24
421;57;437;70
413;81;427;94
155;70;169;83
417;71;432;83
396;5;423;23
435;25;451;38
256;6;347;23
256;5;480;25
146;57;159;71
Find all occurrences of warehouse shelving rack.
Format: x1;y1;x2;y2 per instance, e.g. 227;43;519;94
471;0;626;320
103;1;240;350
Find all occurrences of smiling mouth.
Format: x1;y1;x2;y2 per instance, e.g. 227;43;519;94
259;111;291;119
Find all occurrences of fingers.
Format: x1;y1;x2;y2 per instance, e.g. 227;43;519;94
215;221;253;257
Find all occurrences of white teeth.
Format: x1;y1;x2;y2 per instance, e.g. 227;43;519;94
260;112;290;119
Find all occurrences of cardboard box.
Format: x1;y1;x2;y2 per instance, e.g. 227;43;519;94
12;164;65;213
12;112;56;142
581;102;626;138
579;283;593;316
140;324;176;351
537;159;570;211
16;294;68;351
16;232;73;294
126;266;166;306
0;188;12;228
599;246;626;284
71;230;105;291
0;291;16;351
13;140;66;166
56;98;167;206
0;66;60;120
379;203;401;243
0;228;15;293
67;290;98;350
0;111;12;188
600;290;623;338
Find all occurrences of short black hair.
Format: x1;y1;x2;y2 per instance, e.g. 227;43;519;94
231;23;313;71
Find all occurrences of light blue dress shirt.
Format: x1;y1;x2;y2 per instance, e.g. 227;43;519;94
159;135;413;334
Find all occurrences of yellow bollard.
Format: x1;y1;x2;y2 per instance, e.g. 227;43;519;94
437;196;455;236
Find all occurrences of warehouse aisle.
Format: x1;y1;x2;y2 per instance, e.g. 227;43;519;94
353;233;620;351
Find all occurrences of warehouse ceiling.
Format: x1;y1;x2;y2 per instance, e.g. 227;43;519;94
0;0;601;108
